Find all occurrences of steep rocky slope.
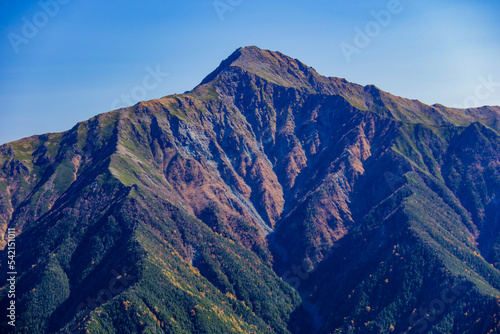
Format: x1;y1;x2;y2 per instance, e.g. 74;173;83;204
1;46;499;333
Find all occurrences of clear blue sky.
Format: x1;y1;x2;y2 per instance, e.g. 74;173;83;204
1;0;499;144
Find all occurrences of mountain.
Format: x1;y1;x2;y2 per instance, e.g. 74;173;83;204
1;46;500;333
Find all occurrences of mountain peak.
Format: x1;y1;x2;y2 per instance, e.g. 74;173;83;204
199;46;319;88
2;45;500;334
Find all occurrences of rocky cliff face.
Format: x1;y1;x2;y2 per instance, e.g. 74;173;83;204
1;46;499;333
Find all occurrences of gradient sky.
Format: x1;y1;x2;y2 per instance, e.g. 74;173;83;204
1;0;499;144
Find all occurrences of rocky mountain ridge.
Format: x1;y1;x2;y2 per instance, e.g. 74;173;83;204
0;46;499;333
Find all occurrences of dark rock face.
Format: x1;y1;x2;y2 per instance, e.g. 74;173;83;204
0;46;499;333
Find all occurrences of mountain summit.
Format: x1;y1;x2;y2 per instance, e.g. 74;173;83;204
200;47;500;131
200;46;321;89
1;47;500;333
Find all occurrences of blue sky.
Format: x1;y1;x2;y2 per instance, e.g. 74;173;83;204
1;0;499;144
